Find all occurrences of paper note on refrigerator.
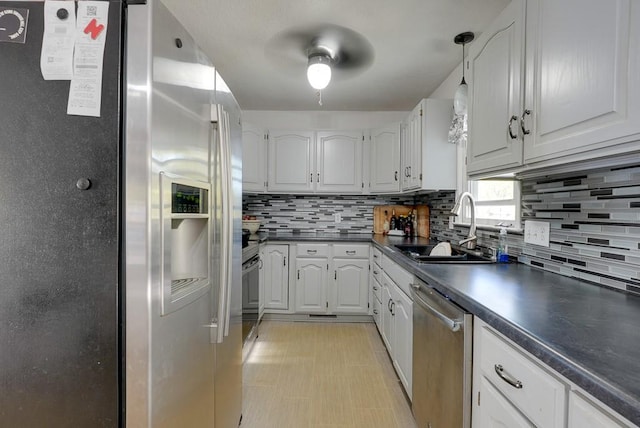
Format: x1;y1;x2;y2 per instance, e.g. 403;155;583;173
40;1;76;80
67;1;108;117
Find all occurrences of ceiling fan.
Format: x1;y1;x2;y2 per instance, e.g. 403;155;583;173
265;24;374;103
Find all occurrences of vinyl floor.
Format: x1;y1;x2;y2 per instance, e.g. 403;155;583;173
240;321;418;428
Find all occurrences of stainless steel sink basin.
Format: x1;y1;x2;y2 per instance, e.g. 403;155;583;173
394;244;494;264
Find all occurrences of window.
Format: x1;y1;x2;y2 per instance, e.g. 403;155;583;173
460;179;521;229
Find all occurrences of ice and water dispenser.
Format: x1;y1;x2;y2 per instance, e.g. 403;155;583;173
160;172;211;315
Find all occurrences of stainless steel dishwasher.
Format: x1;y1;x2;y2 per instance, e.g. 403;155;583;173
411;279;473;428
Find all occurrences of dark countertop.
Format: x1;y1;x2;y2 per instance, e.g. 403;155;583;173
372;234;640;425
257;232;640;423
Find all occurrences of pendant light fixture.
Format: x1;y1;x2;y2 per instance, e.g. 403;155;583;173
453;32;474;116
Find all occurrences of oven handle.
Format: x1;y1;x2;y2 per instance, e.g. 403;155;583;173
412;285;462;332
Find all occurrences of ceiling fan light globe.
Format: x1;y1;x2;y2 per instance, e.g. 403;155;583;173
454;82;468;116
307;57;332;90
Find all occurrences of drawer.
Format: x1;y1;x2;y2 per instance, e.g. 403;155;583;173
371;263;383;286
296;243;330;258
478;324;567;428
371;276;382;301
372;246;382;263
333;244;369;258
381;255;414;298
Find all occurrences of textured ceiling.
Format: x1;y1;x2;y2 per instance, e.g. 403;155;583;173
162;0;509;111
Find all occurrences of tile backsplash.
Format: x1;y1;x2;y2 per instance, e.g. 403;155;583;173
427;165;640;296
243;164;640;296
243;194;415;234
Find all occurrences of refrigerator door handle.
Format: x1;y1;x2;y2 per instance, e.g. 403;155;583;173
220;108;234;339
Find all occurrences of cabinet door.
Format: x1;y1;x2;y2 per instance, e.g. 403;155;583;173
263;244;289;310
474;376;535;428
332;258;369;314
370;125;400;193
467;0;525;175
380;276;394;352
524;0;640;164
402;105;422;190
568;391;629;428
267;130;314;192
242;123;267;192
295;258;328;313
392;285;413;399
315;131;363;193
258;246;265;319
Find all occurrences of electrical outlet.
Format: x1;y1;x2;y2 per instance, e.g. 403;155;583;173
524;220;550;247
334;213;341;224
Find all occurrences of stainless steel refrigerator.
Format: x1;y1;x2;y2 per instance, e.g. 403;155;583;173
0;0;242;426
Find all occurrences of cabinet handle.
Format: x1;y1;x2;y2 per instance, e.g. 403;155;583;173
388;299;393;311
258;259;263;269
394;171;398;181
373;270;379;275
310;173;313;182
317;173;319;182
373;254;378;259
297;270;300;280
494;364;523;389
508;115;518;139
373;285;378;291
390;301;395;316
346;250;356;255
520;109;531;135
408;166;412;177
284;256;286;267
373;309;379;315
306;249;317;254
334;271;337;280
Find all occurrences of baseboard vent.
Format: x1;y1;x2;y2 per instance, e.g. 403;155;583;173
308;314;338;318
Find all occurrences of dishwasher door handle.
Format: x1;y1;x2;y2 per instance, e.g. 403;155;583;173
413;290;462;332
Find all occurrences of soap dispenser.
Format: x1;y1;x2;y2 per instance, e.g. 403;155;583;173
497;228;509;263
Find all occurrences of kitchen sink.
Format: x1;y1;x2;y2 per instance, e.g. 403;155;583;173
394;244;494;264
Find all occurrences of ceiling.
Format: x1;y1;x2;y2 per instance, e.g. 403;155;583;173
162;0;510;111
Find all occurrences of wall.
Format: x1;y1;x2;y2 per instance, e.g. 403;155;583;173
428;61;463;100
426;164;640;297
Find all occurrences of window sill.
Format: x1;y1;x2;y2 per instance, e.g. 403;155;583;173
452;222;523;235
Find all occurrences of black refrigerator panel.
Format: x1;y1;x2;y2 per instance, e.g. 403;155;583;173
0;2;122;426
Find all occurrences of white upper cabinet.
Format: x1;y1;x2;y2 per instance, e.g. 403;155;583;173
267;130;314;192
265;130;363;193
467;0;640;176
467;0;525;175
523;0;640;164
401;99;456;191
242;122;267;192
315;131;364;193
369;125;401;193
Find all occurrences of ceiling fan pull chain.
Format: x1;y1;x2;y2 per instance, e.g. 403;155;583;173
317;90;323;106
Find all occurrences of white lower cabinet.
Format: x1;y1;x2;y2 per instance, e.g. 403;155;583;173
263;244;289;310
295;257;328;313
381;270;413;399
332;258;369;314
568;391;634;428
473;318;636;428
477;376;534;427
258;245;265;320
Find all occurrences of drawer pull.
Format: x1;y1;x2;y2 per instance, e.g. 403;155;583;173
346;250;356;255
306;249;317;254
373;286;378;291
494;364;523;389
373;270;379;275
373;309;379;315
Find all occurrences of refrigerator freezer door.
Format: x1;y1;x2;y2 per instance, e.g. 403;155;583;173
0;1;122;426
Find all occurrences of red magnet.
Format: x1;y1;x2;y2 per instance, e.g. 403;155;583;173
84;18;104;40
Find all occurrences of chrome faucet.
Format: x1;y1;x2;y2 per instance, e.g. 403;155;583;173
450;191;477;250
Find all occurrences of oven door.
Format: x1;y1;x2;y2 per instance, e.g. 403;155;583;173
242;254;260;351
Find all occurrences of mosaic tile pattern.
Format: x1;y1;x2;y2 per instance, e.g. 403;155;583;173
242;194;416;234
426;165;640;296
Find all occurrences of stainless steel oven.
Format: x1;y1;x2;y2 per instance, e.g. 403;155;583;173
241;243;259;355
411;279;473;428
